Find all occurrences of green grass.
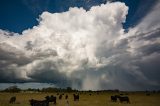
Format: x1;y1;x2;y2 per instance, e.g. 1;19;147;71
0;92;159;106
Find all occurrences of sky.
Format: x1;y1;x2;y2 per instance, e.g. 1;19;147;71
0;0;160;91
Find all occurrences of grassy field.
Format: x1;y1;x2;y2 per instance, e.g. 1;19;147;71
0;92;159;106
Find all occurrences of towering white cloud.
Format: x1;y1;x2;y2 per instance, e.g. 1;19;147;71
0;1;160;90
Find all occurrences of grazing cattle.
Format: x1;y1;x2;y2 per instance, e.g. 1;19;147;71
45;95;56;104
9;96;16;104
73;94;79;101
65;95;68;99
29;99;49;106
111;96;117;102
118;96;130;103
59;94;62;100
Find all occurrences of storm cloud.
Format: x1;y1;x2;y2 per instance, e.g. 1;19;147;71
0;2;160;90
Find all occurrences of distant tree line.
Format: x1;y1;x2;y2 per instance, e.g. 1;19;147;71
41;87;77;92
0;86;160;93
1;86;21;93
0;86;77;93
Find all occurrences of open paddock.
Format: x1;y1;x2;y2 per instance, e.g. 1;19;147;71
0;92;159;106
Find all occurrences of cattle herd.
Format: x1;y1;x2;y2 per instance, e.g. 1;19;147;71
9;93;131;106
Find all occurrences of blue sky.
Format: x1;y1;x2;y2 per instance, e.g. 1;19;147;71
0;0;160;90
0;0;156;33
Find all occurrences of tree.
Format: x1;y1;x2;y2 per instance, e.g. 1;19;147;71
3;85;21;93
66;87;72;92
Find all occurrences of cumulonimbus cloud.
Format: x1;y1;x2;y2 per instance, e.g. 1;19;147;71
0;1;160;90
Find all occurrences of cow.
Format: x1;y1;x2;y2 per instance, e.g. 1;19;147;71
29;99;49;106
111;96;117;102
65;94;68;99
45;95;56;104
73;94;79;101
117;96;130;103
9;96;16;104
59;94;62;100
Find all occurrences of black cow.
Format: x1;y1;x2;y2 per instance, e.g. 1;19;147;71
59;94;62;100
118;96;130;103
73;94;79;101
9;96;16;104
111;95;121;102
29;99;49;106
111;96;117;102
65;94;68;99
45;95;56;104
